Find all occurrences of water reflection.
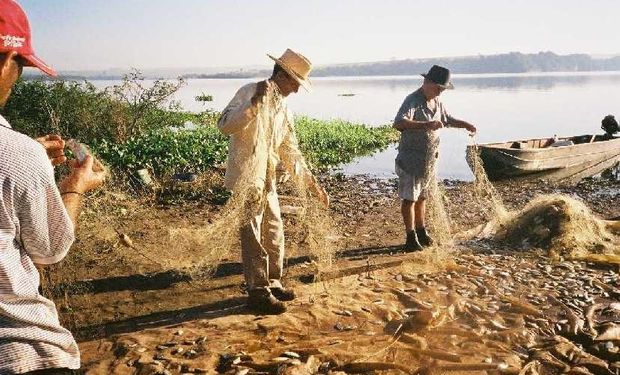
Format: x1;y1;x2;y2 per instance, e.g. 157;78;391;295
454;74;620;91
305;72;620;92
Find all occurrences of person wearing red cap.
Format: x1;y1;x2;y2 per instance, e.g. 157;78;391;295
0;1;106;374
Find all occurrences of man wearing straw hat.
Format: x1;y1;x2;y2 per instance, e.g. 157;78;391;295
0;0;106;373
218;49;329;314
393;65;476;251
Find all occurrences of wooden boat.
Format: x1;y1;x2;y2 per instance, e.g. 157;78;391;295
467;134;620;183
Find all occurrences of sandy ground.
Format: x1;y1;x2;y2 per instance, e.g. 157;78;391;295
39;175;620;374
80;249;620;375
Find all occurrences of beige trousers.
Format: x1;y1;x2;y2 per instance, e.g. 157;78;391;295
240;179;285;290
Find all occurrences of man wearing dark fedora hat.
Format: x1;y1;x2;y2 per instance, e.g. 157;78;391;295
393;65;476;251
218;49;329;314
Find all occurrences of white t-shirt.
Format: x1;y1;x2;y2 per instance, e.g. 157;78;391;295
0;115;80;374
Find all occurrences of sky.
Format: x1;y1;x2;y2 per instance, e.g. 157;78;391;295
18;0;620;71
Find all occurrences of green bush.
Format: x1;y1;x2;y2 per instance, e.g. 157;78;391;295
95;125;228;176
4;71;190;144
3;75;398;180
295;116;398;169
91;117;397;176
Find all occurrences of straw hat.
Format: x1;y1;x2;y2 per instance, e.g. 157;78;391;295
267;49;312;91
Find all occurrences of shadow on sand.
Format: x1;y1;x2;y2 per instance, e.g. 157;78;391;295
71;244;410;341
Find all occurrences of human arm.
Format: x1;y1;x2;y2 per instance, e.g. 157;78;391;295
439;102;476;134
17;149;105;264
392;94;443;132
393;118;444;132
445;117;477;134
217;82;268;135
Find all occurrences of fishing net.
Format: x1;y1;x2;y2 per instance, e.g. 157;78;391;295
166;81;336;275
166;175;260;274
466;139;509;223
288;176;336;271
464;137;619;260
423;155;453;247
492;194;619;258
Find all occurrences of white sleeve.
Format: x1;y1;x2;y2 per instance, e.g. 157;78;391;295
217;83;257;135
16;147;74;264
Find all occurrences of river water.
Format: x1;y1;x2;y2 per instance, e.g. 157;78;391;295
94;72;620;180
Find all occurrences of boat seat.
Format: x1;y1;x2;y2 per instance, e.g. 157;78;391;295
510;141;530;149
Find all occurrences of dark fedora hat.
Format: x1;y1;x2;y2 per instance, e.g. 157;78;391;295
421;65;454;89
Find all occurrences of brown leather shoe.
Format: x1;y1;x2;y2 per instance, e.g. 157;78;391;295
247;289;287;315
270;287;296;301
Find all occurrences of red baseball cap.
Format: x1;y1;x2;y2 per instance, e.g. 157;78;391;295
0;0;56;76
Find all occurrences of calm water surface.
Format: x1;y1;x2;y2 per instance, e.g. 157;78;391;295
94;72;620;180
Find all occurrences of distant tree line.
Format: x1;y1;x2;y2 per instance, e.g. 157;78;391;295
182;52;620;79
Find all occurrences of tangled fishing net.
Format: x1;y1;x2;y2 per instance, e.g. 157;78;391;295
167;81;336;275
424;163;453;247
466;141;509;222
492;194;618;258
465;139;620;260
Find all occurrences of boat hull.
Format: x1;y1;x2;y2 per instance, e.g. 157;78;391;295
468;135;620;183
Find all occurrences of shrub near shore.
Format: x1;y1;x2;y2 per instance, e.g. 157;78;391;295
295;116;398;170
4;75;398;189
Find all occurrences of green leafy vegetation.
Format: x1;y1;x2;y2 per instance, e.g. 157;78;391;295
95;126;228;176
3;74;397;185
6;71;194;144
295;116;398;170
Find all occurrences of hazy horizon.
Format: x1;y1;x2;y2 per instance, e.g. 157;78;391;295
26;51;620;78
18;0;620;72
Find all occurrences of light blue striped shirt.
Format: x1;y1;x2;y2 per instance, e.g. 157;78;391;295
0;115;79;374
